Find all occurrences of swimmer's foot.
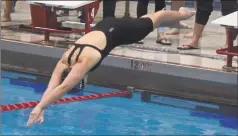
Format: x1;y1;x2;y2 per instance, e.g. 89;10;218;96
1;15;11;22
179;7;196;20
136;39;144;44
180;22;192;29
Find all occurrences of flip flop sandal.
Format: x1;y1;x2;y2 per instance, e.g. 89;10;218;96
177;45;199;50
156;38;172;45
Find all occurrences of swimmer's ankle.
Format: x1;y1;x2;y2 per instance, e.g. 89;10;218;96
178;7;195;20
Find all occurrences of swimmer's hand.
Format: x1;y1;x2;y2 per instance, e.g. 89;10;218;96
26;106;44;126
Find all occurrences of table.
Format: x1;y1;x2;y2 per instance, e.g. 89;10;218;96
212;11;238;71
27;1;99;44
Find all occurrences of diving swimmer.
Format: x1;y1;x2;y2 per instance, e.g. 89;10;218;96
26;7;195;126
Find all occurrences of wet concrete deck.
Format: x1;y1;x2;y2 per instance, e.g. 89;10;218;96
1;1;238;71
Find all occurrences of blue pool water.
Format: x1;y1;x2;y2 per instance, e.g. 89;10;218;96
1;70;238;135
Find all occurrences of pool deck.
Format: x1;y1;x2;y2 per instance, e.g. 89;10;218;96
1;1;237;69
1;1;238;105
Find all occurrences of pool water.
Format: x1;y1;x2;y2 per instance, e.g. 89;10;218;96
1;70;238;135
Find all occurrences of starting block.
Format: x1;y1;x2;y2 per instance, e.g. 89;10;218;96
27;0;100;45
211;11;238;71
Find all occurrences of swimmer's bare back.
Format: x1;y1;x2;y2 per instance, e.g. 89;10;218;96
61;31;107;69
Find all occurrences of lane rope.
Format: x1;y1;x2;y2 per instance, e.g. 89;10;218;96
0;90;131;112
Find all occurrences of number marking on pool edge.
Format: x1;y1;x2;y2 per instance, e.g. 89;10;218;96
130;60;152;71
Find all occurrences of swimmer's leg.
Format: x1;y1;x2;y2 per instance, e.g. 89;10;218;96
142;7;195;29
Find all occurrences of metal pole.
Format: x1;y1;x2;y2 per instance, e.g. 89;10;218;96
123;0;131;18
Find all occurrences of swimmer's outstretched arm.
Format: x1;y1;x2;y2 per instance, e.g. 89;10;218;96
37;60;90;109
27;60;91;126
40;60;68;100
26;60;67;126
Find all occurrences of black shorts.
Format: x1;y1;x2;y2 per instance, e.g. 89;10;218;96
93;17;154;51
